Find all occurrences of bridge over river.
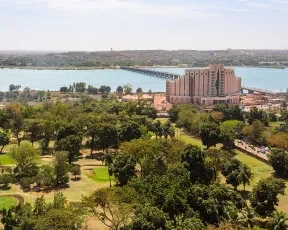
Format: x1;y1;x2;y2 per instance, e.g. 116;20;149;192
121;67;279;95
120;66;180;80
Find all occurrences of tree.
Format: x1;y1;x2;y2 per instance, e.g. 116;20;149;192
74;82;86;93
247;107;269;126
162;121;175;139
269;133;288;151
219;120;244;149
129;205;168;230
99;85;111;94
222;159;253;191
250;177;286;217
53;151;69;186
55;135;81;164
87;85;98;94
268;149;288;177
70;165;81;180
112;153;136;186
205;149;233;181
60;86;68;93
242;120;267;146
123;83;133;95
116;86;123;94
136;87;143;94
94;123;118;151
9;84;21;92
35;165;55;188
181;144;214;185
82;186;137;230
148;89;152;95
8;141;40;178
213;104;244;121
52;191;67;209
168;216;206;230
168;105;180;123
237;164;253;191
268;211;288;230
118;121;142;143
24;119;43;146
199;122;221;148
0;131;10;153
9;106;24;146
35;208;83;230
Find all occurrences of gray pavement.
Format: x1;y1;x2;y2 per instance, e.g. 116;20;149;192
234;140;269;161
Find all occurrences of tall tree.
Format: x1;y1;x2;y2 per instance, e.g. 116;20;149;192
8;141;40;179
24;119;43;146
55;135;81;164
219;120;244;149
53;151;69;186
116;86;123;94
82;186;137;230
205;149;233;181
118;121;142;143
112;153;136;186
268;149;288;177
123;84;133;95
199;122;221;148
250;177;286;217
242;120;267;146
181;144;214;185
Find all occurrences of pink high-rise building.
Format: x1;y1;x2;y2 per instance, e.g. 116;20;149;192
166;64;241;106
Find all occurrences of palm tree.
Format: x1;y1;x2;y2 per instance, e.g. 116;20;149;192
269;211;288;230
237;164;253;191
236;207;256;229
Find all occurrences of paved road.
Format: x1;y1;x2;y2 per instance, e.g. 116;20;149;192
235;141;269;161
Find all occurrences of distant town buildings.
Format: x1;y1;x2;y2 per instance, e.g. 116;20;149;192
166;64;241;106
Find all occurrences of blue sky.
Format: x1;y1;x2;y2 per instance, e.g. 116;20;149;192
0;0;287;51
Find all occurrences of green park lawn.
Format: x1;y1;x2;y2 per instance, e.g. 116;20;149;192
0;154;15;165
0;196;18;210
87;167;115;183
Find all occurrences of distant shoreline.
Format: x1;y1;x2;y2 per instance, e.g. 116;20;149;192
0;65;286;70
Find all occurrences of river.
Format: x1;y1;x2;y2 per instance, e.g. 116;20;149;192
0;67;287;92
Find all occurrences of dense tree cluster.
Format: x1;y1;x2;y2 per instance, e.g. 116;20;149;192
0;95;287;230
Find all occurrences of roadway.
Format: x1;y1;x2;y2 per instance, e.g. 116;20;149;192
234;140;269;161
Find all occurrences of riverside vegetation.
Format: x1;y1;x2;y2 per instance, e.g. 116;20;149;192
0;88;287;229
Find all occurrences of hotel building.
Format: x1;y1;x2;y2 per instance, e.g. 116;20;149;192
166;64;241;106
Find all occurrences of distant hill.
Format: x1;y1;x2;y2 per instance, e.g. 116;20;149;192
1;49;288;68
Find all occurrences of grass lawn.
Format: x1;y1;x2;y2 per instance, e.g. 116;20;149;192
234;150;274;189
0;196;17;210
87;167;115;183
0;154;15;165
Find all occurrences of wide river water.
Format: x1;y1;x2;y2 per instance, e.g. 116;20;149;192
0;67;287;92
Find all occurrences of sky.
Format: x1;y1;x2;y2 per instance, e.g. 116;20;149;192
0;0;287;51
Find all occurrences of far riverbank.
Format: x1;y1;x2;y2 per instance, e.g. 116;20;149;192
1;65;286;71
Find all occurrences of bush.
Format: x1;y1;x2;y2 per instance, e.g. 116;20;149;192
19;177;35;191
70;165;81;180
0;174;13;190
